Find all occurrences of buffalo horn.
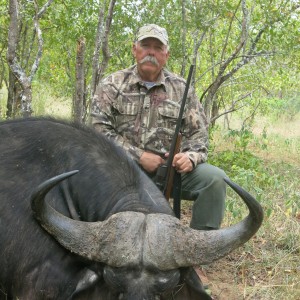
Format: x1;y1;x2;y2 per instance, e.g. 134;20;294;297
141;178;264;269
31;171;147;267
31;173;263;270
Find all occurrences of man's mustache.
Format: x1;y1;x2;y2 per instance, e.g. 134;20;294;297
139;56;159;66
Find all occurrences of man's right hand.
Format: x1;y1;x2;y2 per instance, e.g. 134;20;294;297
139;152;165;173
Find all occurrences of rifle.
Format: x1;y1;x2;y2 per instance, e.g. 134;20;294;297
154;64;195;218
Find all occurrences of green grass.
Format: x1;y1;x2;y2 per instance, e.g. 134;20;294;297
0;85;72;119
31;83;72;118
0;87;7;118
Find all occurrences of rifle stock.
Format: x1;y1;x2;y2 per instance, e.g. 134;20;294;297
164;133;182;200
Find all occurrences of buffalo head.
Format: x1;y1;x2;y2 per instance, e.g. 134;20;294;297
31;170;263;299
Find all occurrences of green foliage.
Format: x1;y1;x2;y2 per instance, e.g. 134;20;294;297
209;149;278;193
35;0;102;96
259;94;300;121
2;0;300;120
226;128;255;152
208;121;300;230
209;128;277;219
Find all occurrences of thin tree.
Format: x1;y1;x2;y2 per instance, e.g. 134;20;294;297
200;0;300;124
74;37;86;123
87;0;116;122
7;0;53;118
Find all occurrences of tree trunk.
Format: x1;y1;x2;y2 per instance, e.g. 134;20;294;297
73;37;86;123
0;53;6;89
7;0;51;118
90;3;105;97
96;0;116;83
211;95;219;127
87;0;116;122
180;0;187;77
191;30;206;90
7;0;32;117
6;70;17;118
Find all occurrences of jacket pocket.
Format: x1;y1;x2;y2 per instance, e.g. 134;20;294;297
157;101;186;129
113;96;140;128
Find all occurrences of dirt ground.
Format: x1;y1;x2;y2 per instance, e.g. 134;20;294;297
180;204;264;300
194;256;250;300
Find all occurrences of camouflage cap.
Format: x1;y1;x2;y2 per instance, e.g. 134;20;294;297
136;24;169;45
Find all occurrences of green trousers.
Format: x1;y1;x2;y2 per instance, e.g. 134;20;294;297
145;163;226;230
181;163;227;230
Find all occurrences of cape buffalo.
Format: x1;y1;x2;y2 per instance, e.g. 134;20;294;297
0;117;263;299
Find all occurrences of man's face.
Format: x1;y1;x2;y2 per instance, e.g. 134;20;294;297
132;38;170;81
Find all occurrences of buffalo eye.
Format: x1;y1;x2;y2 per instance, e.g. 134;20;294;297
152;269;180;293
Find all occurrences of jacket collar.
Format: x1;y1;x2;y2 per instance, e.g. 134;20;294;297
128;65;167;89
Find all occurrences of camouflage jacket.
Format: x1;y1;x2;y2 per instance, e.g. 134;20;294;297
91;65;209;166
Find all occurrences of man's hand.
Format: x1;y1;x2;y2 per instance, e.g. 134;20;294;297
165;152;193;173
139;152;165;173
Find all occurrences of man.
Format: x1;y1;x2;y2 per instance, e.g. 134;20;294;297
91;24;226;231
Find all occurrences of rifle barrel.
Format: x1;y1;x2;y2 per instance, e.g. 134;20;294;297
163;64;195;193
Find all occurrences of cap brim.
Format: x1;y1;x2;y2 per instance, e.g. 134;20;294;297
137;34;168;45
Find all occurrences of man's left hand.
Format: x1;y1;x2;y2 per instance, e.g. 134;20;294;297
165;152;193;173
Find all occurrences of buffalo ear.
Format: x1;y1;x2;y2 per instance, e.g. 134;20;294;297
181;267;212;300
